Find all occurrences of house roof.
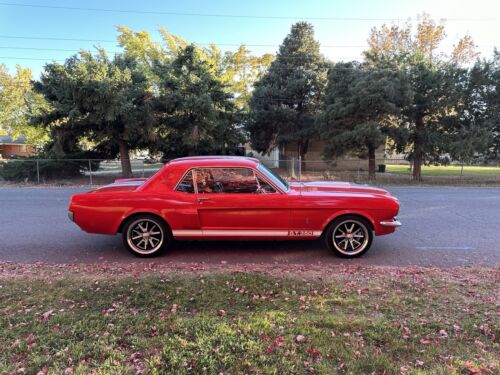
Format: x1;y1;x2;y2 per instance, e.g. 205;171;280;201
0;135;27;145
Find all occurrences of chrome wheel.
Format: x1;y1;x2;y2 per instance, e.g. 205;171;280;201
332;219;369;256
126;218;164;255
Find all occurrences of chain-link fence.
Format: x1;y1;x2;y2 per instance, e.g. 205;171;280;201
261;158;500;185
0;159;163;185
1;157;500;185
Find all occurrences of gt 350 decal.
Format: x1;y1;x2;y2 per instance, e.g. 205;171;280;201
288;230;314;236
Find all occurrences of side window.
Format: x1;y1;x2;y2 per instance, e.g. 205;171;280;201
256;175;277;194
195;168;277;194
176;170;195;193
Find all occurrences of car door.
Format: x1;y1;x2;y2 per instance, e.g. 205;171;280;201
193;167;290;237
168;168;202;234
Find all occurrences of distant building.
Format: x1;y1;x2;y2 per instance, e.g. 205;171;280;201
0;135;36;158
245;139;386;170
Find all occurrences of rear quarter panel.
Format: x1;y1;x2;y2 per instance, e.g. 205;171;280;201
70;191;195;235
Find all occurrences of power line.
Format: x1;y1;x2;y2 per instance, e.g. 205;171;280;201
0;50;362;63
0;35;116;43
0;34;367;48
0;2;497;22
0;35;495;50
0;56;65;61
0;46;122;54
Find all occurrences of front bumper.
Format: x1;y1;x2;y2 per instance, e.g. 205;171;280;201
380;217;402;227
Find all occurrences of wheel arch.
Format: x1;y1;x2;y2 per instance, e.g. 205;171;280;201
321;211;375;237
117;211;171;234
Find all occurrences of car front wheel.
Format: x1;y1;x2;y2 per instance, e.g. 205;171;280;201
326;215;373;258
122;215;171;257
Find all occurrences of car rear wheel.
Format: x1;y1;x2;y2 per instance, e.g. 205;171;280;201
122;215;171;257
326;215;373;258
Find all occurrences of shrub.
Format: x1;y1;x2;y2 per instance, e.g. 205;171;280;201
0;157;100;182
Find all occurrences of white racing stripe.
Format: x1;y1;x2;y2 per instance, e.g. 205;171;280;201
172;229;322;237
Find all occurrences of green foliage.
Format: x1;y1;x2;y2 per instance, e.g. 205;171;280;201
247;22;328;160
117;26;272;111
34;51;157;176
0;64;49;147
441;59;496;163
0;139;103;182
365;15;486;180
0;158;88;182
220;46;274;110
319;61;410;179
485;50;500;158
154;45;242;156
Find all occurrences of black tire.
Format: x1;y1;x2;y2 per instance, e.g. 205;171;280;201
121;214;171;257
325;215;373;258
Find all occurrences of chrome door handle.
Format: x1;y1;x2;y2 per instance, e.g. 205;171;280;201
197;197;210;202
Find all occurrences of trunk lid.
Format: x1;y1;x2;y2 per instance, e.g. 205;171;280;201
89;178;148;193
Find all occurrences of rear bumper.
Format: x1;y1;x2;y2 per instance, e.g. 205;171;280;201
379;217;402;227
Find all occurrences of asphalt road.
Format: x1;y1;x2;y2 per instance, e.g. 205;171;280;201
0;186;499;267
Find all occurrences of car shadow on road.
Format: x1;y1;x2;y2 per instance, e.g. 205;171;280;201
166;239;327;260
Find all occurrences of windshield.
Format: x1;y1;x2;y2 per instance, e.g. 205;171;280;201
257;163;289;192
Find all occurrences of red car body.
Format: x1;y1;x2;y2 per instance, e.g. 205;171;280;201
68;156;401;256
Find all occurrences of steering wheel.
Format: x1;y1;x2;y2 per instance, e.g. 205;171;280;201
213;181;224;193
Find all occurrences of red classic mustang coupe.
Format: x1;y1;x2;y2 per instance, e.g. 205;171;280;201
68;156;401;257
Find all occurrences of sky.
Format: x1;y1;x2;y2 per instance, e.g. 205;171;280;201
0;0;499;78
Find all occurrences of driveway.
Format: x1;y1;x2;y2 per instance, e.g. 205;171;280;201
0;186;498;267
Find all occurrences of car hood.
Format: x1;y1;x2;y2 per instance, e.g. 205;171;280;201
289;180;392;197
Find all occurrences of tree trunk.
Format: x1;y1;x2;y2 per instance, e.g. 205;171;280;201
368;145;376;180
412;115;424;182
297;139;309;172
118;140;132;178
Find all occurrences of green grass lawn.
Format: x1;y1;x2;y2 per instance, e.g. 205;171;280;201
386;164;500;177
0;264;497;374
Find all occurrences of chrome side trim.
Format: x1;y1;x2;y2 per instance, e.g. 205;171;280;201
172;229;203;236
380;219;402;227
172;229;322;237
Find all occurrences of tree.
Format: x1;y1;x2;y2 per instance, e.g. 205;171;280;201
0;64;49;147
117;26;272;111
485;50;500;159
154;45;242;156
34;51;157;177
247;22;327;168
441;59;495;164
220;46;274;111
319;62;410;179
365;14;480;180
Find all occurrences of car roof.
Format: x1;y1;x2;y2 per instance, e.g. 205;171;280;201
168;156;260;168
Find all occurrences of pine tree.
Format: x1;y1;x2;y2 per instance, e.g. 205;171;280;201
34;51;157;177
247;22;327;168
154;45;242;156
319;62;409;180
